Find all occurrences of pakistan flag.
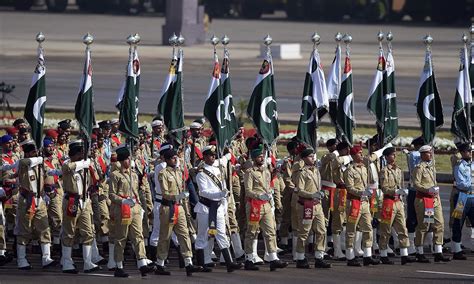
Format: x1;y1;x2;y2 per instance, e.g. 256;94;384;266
118;45;140;139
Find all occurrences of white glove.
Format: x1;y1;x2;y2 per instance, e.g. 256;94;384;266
396;188;409;196
176;191;190;201
43;194;50;206
122;198;135;207
75;159;91;172
402;149;409;155
373;143;393;158
362;188;372;198
428;186;439;194
0;187;5;198
219;190;229;198
259;193;271;201
131;160;136;169
29;157;43;167
342;156;352;166
333;150;340;157
224;153;232;160
47;169;62;176
312;191;324;200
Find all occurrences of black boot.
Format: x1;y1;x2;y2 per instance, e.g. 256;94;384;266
416;253;430;263
155;265;171;275
314;258;331;268
347;258;361;267
363;257;380;266
185;264;203;277
296;258;310;269
244;260;259;271
114;268;129;278
139;264;155;277
102;241;109;257
401;255;416;265
269;259;288;271
148;245;157;262
380;257;394;265
52;243;61;258
452;251;467;260
221;248;242;273
434;253;450;262
196;249;212;272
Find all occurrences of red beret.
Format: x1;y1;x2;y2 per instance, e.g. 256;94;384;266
350;145;363;155
5;127;18;135
91;133;97;140
45;129;59;139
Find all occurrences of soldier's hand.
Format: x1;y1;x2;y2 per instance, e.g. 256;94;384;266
402;149;409;155
396;188;409;196
312;191;324;200
428;186;439;195
122;198;135;207
220;190;229;198
258;193;271;201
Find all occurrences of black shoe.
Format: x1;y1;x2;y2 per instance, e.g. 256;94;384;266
363;257;380;266
221;248;242;273
139;264;155;277
270;260;288;271
296;258;310;269
101;242;109;257
18;265;32;270
244;260;259;271
42;259;58;269
434;253;450;262
347;258;361;267
185;264;203;276
323;254;333;260
84;266;101;273
314;258;331;268
380;257;394;265
95;258;108;265
204;262;216;268
335;256;347;261
114;268;129;278
452;251;467;260
63;268;79;274
416;254;430;263
401;255;416;265
154;265;171;275
387;252;396;257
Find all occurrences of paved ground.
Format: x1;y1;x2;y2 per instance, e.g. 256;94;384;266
0;10;470;127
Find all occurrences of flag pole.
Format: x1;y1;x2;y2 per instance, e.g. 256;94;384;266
376;31;385;148
177;33;188;194
262;34;275;193
331;33;343;141
463;33;472;146
35;32;45;206
423;34;437;173
311;32;320;154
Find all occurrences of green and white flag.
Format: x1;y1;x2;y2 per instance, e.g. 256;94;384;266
247;52;279;145
297;49;328;148
220;50;238;144
336;53;355;146
383;48;399;144
24;45;46;149
416;50;444;144
451;45;472;142
327;43;342;139
74;45;95;138
203;53;226;152
367;48;386;127
157;49;185;142
118;46;140;139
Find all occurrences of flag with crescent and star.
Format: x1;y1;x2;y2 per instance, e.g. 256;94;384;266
416;50;444;144
367;48;386;128
220;50;238;144
327;43;342;136
383;47;399;144
74;45;96;139
203;52;226;152
118;45;140;140
157;49;185;142
247;52;279;145
451;44;471;142
24;45;46;149
297;49;328;148
336;54;355;146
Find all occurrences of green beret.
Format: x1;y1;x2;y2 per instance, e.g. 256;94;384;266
300;148;314;158
250;146;263;159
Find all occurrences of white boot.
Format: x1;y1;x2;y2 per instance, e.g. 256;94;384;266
425;232;434;253
252;239;263;264
333;234;345;259
17;245;31;269
91;238;105;264
263;240;270;262
83;245;99;272
408;233;416;255
354;232;363;257
230;233;245;259
204;240;213;265
391;228;400;250
341;227;347;251
345;248;355;260
107;243;116;270
61;246;76;271
41;243;56;268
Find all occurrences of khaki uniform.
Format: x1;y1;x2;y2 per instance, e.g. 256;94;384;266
331;155;349;234
90;152;110;241
2;152;18;234
279;158;294;239
227;172;240;234
344;163;373;249
43;155;63;244
412;161;444;247
109;168;147;263
61;160;94;247
16;158;50;245
379;164;409;250
156;166;193;261
273;174;284;226
244;165;278;256
294;166;326;254
134;150;153;241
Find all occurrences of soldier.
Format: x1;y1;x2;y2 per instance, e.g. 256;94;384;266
109;146;155;277
57;119;72;140
344;145;380;267
16;140;57;269
13;118;28;131
194;145;242;272
0;184;13;266
109;118;122;148
378;147;415;265
1;135;18;246
294;148;331;269
155;148;203;276
56;132;69;164
412;145;450;263
243;146;288;271
189;118;207;167
99;120;113;164
150;118;165;160
451;143;474;260
60;140;99;274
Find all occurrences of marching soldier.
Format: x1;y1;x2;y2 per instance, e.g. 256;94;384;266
189;119;207;167
412;145;450;263
243;146;288;271
378;147;415;265
57;119;72;140
0;185;13;266
110;119;122;148
56;132;69;164
1;135;19;246
155;148;203;276
60;140;99;274
16;140;56;269
294;148;331;269
194;145;242;272
109;146;155;277
344;145;380;267
150;118;165;160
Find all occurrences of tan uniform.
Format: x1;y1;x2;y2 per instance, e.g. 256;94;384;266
379;164;409;250
319;151;338;226
279;158;295;239
294;165;326;255
16;158;50;245
156;166;193;261
412;161;444;247
109;168;147;263
331;155;349;234
43;155;63;244
90;152;110;242
134;150;153;242
1;152;18;234
244;165;278;257
344;163;373;250
272;173;284;226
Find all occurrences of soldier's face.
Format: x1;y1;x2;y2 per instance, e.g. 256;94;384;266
386;152;396;164
203;153;216;165
253;154;264;166
421;151;432;162
153;126;162;135
166;155;178;167
352;152;363;163
191;128;201;138
2;141;12;151
303;155;314;166
121;158;130;169
461;150;471;160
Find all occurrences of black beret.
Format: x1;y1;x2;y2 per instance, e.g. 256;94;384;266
58;119;72;130
286;141;299;152
382;147;396;156
162;149;177;160
98;120;111;129
300;148;314;158
326;138;338;148
68;140;84;157
411;136;424;146
336;141;349;151
458;143;471;152
21;140;36;153
116;146;130;162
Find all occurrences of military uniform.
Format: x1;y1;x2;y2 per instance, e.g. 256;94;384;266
89;150;110;244
134;149;153;245
1;151;18;237
43;154;63;246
